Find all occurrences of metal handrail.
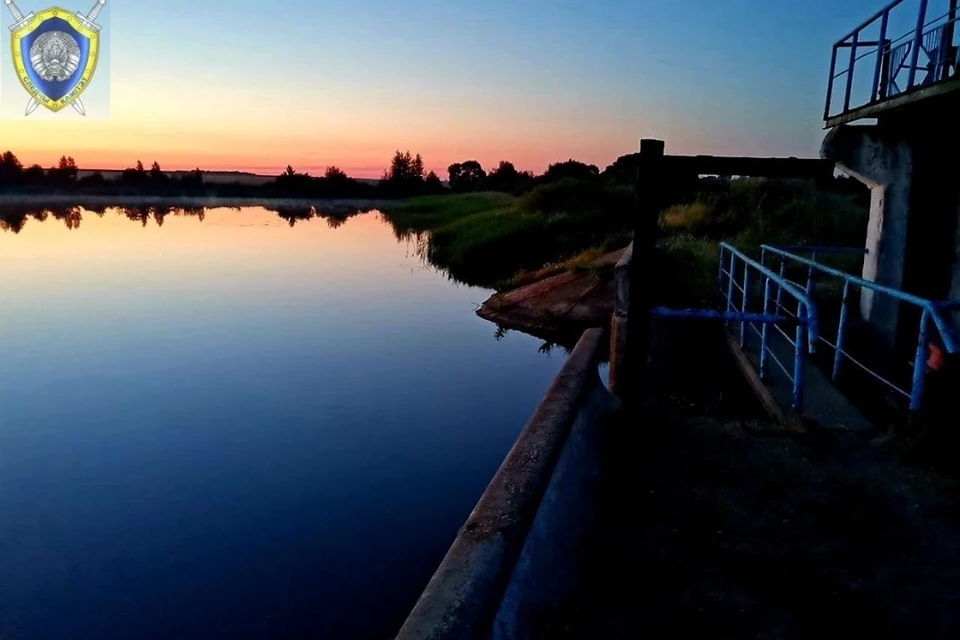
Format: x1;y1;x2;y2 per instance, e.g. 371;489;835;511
761;245;958;353
721;244;820;350
719;243;820;413
825;0;960;120
771;246;869;256
761;244;959;412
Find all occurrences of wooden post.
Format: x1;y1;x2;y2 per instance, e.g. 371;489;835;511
623;139;665;403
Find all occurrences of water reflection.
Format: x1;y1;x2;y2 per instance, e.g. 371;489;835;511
0;207;568;640
0;203;368;234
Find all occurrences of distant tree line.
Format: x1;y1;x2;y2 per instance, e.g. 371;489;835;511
0;147;867;207
0;149;624;200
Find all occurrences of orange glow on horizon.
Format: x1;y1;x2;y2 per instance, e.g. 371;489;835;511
0;90;651;178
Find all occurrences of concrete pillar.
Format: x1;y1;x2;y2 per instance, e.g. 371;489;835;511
821;125;913;346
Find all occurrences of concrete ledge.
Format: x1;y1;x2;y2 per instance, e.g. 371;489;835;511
395;328;616;640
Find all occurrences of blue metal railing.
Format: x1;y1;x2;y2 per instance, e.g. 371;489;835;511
761;245;960;412
825;0;960;121
716;243;820;414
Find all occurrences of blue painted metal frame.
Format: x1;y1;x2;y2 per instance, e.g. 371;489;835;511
761;244;960;412
825;0;960;121
718;243;820;414
651;308;795;324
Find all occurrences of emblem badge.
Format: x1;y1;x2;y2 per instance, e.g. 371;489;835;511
5;0;106;116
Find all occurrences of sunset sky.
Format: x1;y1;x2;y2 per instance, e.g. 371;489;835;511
0;0;894;178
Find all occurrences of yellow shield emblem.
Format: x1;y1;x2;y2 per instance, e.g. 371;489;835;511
11;6;101;113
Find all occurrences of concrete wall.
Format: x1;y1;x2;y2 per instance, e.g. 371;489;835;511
394;328;618;640
821;125;913;344
822;123;960;344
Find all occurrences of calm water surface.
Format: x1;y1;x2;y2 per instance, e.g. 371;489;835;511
0;206;568;639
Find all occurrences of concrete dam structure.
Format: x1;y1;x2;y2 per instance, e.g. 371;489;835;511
822;0;960;348
396;1;960;636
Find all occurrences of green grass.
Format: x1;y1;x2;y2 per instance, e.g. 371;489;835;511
383;178;869;296
655;234;723;308
383;190;632;288
386;192;517;233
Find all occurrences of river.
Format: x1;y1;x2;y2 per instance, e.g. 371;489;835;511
0;204;568;639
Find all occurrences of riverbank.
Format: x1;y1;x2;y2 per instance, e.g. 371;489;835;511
476;249;626;347
383;179;868;300
383;193;632;289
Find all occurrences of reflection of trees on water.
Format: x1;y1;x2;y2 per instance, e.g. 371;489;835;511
0;203;367;232
269;205;363;229
50;206;83;230
0;209;29;233
394;229;432;266
274;206;316;228
0;205;84;233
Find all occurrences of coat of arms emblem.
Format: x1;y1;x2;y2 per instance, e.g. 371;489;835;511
5;0;106;115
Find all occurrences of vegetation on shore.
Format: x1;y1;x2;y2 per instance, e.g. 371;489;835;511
383;158;869;298
386;188;633;288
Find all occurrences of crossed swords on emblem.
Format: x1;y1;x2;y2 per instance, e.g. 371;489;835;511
4;0;106;116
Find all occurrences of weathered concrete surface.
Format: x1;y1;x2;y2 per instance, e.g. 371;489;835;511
395;329;617;640
823;121;960;346
491;354;616;639
738;325;873;431
476;249;626;347
821;125;913;345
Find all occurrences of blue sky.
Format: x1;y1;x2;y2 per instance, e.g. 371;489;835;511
1;0;900;174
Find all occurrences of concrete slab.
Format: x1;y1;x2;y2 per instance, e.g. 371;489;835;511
476;249;625;346
736;323;874;432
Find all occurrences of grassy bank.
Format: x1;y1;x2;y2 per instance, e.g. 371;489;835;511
383;177;868;304
385;189;632;288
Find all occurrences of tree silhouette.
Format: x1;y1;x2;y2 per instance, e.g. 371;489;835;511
23;164;44;184
486;160;529;193
149;161;166;182
324;166;348;180
448;160;486;192
424;170;445;194
47;156;78;184
379;150;429;197
121;160;148;185
543;159;599;183
0;151;23;184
